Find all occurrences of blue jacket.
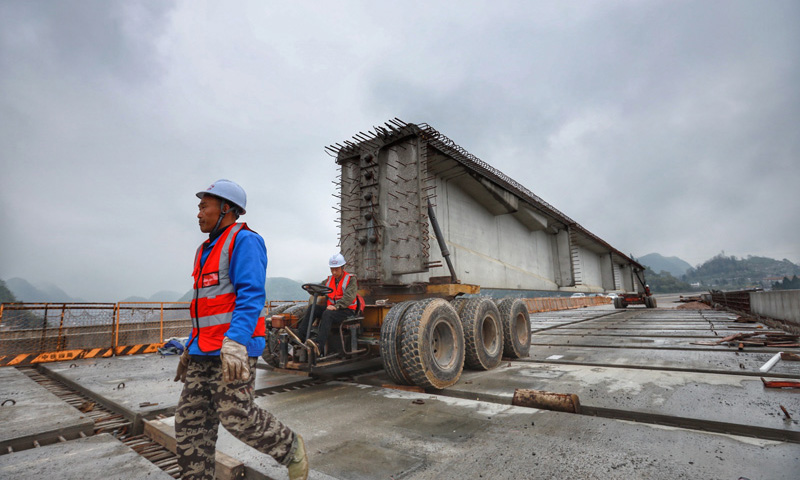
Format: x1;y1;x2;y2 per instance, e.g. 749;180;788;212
186;226;267;357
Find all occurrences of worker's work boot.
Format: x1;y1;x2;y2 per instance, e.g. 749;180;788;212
287;434;309;480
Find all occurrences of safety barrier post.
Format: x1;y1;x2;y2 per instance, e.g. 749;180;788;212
57;304;66;351
114;303;120;352
39;304;49;353
160;303;164;344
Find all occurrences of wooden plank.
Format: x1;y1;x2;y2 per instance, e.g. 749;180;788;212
143;419;244;480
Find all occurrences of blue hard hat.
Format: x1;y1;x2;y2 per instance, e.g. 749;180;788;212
197;179;247;214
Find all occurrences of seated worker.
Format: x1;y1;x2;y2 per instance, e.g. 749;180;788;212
296;253;358;354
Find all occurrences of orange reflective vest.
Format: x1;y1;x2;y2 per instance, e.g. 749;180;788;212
190;223;267;352
326;272;358;310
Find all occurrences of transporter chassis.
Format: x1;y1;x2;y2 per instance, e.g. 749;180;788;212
263;267;532;391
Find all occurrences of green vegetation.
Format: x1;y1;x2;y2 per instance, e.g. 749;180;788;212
0;279;19;303
642;267;696;293
681;253;800;290
772;275;800;291
638;252;800;293
0;279;41;329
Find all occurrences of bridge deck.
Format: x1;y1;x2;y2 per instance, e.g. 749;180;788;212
1;296;798;479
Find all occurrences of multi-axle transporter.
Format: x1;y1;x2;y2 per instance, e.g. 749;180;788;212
263;119;647;389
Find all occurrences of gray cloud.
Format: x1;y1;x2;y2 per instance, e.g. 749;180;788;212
1;0;797;300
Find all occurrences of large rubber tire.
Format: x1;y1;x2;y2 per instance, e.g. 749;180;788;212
645;296;657;308
399;298;465;389
651;297;657;308
613;297;622;309
379;301;416;385
453;298;503;371
496;298;531;359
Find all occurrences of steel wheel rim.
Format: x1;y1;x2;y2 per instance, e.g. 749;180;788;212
514;311;527;345
431;317;457;369
481;315;500;354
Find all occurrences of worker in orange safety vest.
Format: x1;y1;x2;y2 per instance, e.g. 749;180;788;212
173;179;309;480
296;253;359;354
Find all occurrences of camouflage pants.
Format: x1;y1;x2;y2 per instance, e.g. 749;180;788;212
175;357;296;480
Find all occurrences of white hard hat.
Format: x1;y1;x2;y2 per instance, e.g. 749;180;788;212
197;179;247;214
329;253;346;268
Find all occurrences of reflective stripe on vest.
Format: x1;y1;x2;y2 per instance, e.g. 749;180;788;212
326;272;357;310
190;223;266;352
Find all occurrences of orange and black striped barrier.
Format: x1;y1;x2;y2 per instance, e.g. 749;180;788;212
0;302;190;367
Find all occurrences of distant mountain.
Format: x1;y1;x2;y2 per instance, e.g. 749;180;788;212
637;253;693;278
122;296;149;302
684;254;800;289
1;279;18;303
267;277;306;301
149;290;183;302
6;277;81;302
176;277;307;303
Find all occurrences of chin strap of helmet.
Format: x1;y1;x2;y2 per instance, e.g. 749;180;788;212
211;201;232;236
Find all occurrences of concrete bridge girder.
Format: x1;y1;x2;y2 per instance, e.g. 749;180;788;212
334;121;644;294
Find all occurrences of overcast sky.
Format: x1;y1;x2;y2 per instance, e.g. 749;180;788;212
1;1;797;300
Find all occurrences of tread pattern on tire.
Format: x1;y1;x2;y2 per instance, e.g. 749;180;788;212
379;300;416;385
450;297;469;316
457;297;503;370
496;297;531;359
399;298;464;389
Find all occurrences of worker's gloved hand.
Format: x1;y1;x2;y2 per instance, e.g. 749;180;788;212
221;337;250;383
173;350;190;383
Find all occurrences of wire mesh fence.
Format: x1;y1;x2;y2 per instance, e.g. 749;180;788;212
0;302;191;366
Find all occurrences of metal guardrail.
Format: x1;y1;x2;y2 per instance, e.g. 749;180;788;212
0;302;191;367
0;296;606;367
709;290;753;313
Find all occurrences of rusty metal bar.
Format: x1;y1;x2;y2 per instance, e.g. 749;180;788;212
57;305;66;351
512;388;581;413
159;304;164;344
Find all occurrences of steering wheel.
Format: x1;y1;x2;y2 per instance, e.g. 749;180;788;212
302;283;333;296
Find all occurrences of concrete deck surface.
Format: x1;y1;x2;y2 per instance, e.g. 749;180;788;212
40;355;312;420
0;367;93;452
0;434;174;479
159;380;799;480
1;298;799;479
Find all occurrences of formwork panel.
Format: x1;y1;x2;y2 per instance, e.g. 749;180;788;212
0;433;174;479
0;368;93;453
